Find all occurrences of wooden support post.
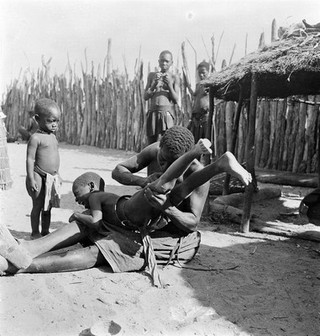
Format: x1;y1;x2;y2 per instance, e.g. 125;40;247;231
223;85;244;195
201;86;215;216
241;73;258;233
318;119;320;187
205;87;216;165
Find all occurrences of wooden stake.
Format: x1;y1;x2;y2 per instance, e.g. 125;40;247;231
271;19;277;42
241;73;258;233
223;86;244;195
205;87;216;163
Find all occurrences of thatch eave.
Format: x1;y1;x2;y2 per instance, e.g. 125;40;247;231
204;34;320;101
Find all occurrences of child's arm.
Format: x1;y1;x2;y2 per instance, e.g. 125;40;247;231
186;83;194;96
144;72;159;100
163;73;180;104
69;194;103;230
26;135;39;192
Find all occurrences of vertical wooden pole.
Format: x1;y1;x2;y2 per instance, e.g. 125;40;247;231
205;87;216;164
201;86;215;216
318;119;320;187
271;19;277;42
241;73;258;233
223;86;244;195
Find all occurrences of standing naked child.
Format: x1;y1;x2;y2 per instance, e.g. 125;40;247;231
26;98;61;239
144;50;180;144
187;61;210;142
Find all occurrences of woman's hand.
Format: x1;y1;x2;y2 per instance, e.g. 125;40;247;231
143;186;169;210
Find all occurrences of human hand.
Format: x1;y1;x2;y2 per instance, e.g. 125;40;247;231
139;173;162;188
155;72;162;81
28;179;39;193
146;172;162;184
69;212;77;223
143;186;169;210
162;73;173;87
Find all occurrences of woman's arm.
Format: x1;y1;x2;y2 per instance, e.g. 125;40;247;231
112;143;159;187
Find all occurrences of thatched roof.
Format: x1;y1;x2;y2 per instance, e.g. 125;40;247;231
204;34;320;101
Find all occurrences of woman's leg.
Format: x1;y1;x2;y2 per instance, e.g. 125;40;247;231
0;222;94;274
21;221;85;259
18;245;106;274
170;151;252;205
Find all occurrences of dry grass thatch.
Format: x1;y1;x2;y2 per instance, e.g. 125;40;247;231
204;33;320;101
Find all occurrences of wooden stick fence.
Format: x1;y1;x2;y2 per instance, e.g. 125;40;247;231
212;95;320;173
2;51;320;174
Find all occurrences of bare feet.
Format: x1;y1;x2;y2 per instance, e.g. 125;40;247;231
195;139;212;155
30;232;42;240
217;152;252;186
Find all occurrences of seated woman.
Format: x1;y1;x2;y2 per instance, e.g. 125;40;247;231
0;139;251;276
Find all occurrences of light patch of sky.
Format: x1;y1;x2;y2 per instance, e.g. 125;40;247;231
0;0;319;94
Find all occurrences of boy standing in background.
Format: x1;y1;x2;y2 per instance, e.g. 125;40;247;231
26;98;61;239
187;61;211;142
144;50;180;144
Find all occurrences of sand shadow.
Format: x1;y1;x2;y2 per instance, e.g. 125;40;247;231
174;221;320;336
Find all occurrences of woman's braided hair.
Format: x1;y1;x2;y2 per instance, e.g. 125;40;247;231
160;126;195;158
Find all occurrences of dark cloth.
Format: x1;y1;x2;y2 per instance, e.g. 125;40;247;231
89;226;201;273
81;195;200;274
187;110;209;142
146;105;175;137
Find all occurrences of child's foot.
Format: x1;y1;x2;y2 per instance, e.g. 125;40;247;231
0;256;9;275
30;233;42;240
196;139;212;155
41;231;50;237
218;152;252;186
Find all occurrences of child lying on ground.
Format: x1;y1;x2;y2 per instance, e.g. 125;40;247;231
0;139;251;276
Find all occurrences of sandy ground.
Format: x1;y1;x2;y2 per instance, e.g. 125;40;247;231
0;142;320;336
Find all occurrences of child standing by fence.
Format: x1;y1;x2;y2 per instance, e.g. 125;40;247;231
144;50;180;144
187;61;210;142
26;98;61;239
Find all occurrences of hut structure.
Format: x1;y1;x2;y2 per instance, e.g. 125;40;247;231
204;30;320;233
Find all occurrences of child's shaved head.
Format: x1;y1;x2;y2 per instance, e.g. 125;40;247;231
34;98;60;117
73;172;105;192
159;50;173;60
197;61;210;71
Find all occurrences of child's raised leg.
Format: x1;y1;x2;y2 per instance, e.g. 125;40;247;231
150;139;212;194
122;139;212;227
170;151;252;205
